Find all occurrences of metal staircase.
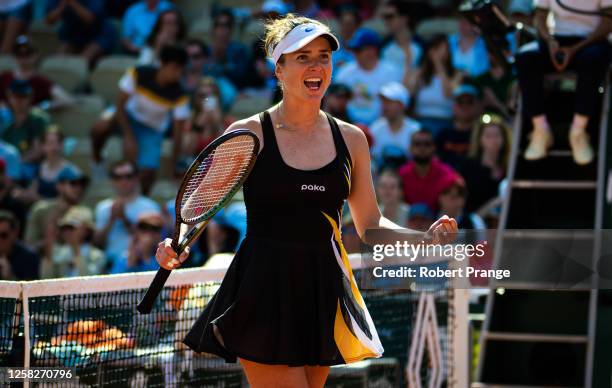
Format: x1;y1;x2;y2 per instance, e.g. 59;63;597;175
473;74;609;388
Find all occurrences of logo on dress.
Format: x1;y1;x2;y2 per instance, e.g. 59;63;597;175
301;184;326;192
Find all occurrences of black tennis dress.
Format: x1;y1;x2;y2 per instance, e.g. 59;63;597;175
183;110;383;366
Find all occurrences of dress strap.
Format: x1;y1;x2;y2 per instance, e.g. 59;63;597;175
258;110;281;157
325;112;353;169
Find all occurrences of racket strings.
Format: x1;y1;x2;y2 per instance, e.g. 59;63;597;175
181;136;256;223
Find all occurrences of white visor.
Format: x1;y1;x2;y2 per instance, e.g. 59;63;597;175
270;23;339;64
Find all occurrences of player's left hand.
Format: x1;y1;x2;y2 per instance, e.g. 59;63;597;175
425;215;458;245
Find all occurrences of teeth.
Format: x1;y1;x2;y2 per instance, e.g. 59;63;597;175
305;78;321;82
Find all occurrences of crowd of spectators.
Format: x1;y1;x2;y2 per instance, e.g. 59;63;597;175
0;0;608;278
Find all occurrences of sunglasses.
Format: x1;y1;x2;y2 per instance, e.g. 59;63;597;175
412;140;434;147
60;224;77;231
382;13;397;20
137;223;162;233
111;172;136;180
189;53;203;59
214;22;231;28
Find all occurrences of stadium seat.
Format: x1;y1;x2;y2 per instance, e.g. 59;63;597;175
50;94;104;138
0;55;16;72
176;0;213;25
415;17;459;41
101;136;124;164
90;55;137;104
66;137;94;175
229;94;271;120
240;19;265;45
188;17;213;44
83;178;115;208
150;179;178;206
361;18;387;36
40;55;88;92
323;18;340;37
28;20;61;59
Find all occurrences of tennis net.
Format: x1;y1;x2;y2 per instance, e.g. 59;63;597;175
0;255;468;387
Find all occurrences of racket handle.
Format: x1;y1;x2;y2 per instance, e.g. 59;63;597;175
137;268;172;314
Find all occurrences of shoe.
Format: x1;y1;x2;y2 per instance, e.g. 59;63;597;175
524;127;553;160
569;130;594;165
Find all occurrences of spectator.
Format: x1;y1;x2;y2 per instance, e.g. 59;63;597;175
25;164;89;253
121;0;175;54
0;36;73;108
456;113;511;212
91;44;190;195
406;203;435;232
184;40;236;111
199;203;245;265
336;28;403;125
508;0;534;27
470;50;516;119
399;129;458;210
1;79;47;167
448;16;490;77
28;128;78;199
45;0;118;66
138;9;186;66
370;81;421;167
0;0;32;54
93;159;160;267
322;83;374;146
517;0;612;165
436;84;483;168
380;0;423;80
437;176;486;233
0;210;39;280
409;35;462;137
376;168;410;227
40;206;106;278
186;77;226;157
332;5;360;72
203;8;249;89
0;159;27;231
110;211;163;273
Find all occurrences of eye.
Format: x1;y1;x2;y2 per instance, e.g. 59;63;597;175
320;54;330;63
297;55;308;62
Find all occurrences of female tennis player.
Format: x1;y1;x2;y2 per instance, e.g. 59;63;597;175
156;14;458;388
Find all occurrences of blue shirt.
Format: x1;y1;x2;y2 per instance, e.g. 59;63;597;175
0;140;22;180
122;0;175;49
110;253;158;274
448;34;490;77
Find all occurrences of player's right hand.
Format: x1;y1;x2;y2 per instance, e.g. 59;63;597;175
156;238;190;270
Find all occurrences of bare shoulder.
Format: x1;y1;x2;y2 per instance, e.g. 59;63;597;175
225;113;265;149
334;118;370;162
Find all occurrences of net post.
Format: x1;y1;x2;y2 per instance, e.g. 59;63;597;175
450;258;470;388
21;282;31;388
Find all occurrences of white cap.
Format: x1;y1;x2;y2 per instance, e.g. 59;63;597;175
270;23;339;64
379;82;410;107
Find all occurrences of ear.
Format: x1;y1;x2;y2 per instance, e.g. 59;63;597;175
274;63;283;82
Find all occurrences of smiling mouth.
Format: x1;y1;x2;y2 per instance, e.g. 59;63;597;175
304;78;322;91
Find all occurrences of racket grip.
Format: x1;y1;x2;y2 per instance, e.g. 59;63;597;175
137;268;172;314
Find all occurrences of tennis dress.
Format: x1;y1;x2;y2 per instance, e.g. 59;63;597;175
183;111;383;366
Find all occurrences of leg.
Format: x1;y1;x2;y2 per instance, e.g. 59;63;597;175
0;18;25;54
239;358;309;388
81;42;103;69
566;41;611;164
91;116;115;163
132;120;163;195
516;40;556;160
304;365;330;388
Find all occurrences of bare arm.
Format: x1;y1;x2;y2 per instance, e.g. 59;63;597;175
171;119;186;168
534;8;554;43
341;121;458;244
65;0;96;24
572;9;612;51
46;0;67;25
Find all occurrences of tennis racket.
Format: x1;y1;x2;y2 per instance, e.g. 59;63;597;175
137;129;260;314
